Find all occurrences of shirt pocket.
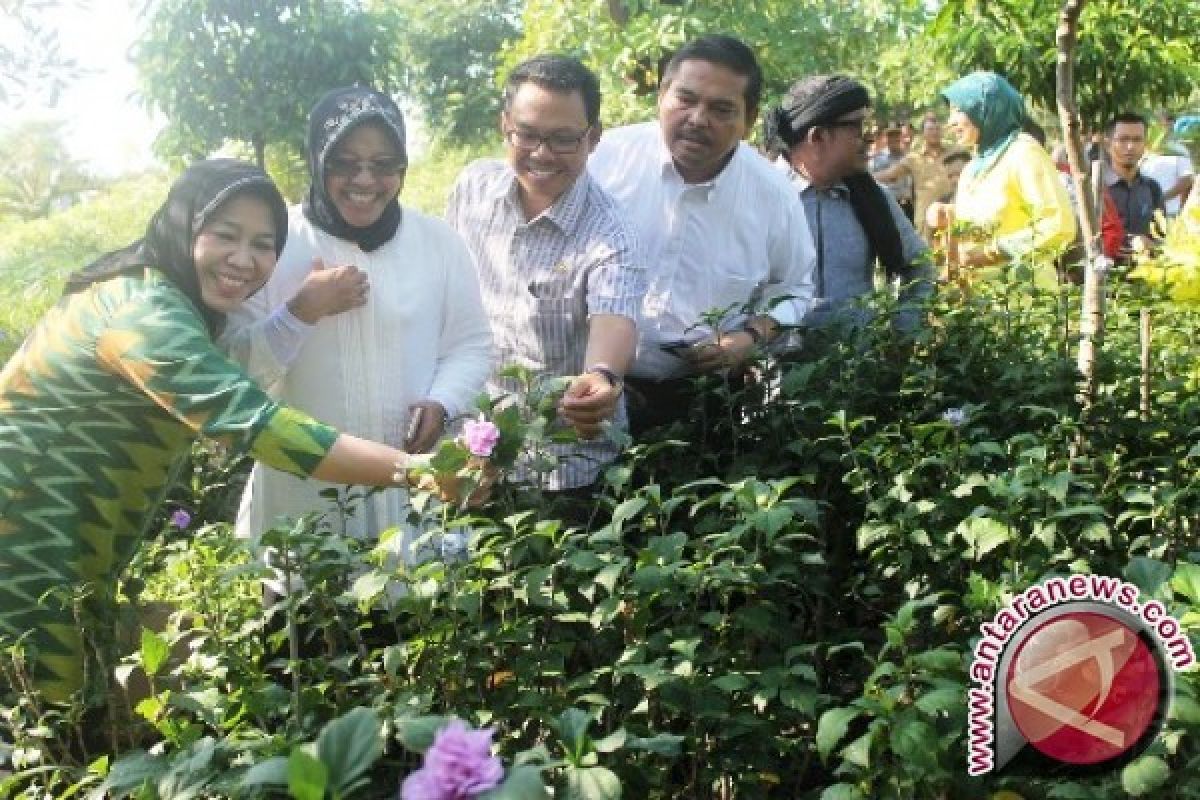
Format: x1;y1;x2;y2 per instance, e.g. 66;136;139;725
526;261;584;317
708;271;764;321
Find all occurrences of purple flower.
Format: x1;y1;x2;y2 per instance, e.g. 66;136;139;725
170;509;192;529
461;419;500;459
941;407;967;427
400;720;504;800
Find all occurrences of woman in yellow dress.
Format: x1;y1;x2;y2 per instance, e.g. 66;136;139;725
926;71;1076;285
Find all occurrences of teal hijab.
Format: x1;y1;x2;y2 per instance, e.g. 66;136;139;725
941;71;1026;182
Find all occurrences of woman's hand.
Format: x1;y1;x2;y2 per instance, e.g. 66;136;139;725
413;457;498;509
286;258;369;324
926;202;955;232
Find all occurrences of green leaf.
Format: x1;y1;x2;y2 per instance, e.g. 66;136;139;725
914;688;961;716
430;438;469;473
1169;694;1200;725
713;673;750;692
591;729;627;753
889;717;937;772
1171;562;1200;604
910;648;962;672
1121;755;1170;796
610;497;647;529
238;757;288;790
840;731;872;768
480;765;550;800
957;517;1011;560
1125;557;1173;597
287;749;327;800
819;784;865;800
555;708;593;762
626;733;684;757
395;715;458;754
140;628;170;677
563;766;621;800
316;707;382;795
594;563;624;594
816;707;861;762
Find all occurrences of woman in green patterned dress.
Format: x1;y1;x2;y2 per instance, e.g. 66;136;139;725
0;160;439;705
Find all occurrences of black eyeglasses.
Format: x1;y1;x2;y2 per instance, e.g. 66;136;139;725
827;118;872;139
504;126;593;155
325;156;407;178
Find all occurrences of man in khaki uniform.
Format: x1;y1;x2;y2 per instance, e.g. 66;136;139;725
873;112;966;240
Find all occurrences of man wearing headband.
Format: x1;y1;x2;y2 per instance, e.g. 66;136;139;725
766;75;929;334
588;34;816;434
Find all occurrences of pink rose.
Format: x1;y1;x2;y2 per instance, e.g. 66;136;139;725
400;720;504;800
461;419;500;459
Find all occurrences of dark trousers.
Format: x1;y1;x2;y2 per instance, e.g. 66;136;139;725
624;375;697;436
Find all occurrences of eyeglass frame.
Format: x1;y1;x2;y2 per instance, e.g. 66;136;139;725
502;125;595;155
324;155;408;179
824;116;874;140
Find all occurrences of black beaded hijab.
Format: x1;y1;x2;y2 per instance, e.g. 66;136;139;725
63;159;288;337
302;86;407;252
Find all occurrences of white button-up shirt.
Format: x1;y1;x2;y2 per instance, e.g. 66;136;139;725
589;122;817;379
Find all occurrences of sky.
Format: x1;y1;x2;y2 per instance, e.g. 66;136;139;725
2;0;163;177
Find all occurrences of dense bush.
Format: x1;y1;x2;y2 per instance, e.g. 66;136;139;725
3;262;1196;798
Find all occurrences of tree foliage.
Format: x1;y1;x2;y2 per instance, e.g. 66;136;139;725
927;0;1200;129
0;0;80;106
0;118;94;220
132;0;401;167
506;0;938;132
377;0;523;145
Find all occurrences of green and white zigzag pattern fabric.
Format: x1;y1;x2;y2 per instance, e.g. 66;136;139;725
0;270;336;703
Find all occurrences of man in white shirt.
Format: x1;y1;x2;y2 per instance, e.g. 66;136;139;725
588;34;816;433
1142;111;1196;218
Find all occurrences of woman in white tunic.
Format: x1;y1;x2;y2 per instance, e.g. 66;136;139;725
223;87;492;561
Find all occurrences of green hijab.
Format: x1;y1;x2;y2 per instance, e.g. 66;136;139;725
940;71;1026;182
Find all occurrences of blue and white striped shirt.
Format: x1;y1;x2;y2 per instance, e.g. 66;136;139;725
446;159;645;489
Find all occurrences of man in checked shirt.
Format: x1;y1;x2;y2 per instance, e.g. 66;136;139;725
446;54;645;505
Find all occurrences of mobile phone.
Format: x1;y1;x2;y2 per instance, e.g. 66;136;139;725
405;407;425;448
659;338;699;355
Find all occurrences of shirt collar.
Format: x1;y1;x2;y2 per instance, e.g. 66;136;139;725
777;156;848;197
656;122;740;200
495;164;591;233
1104;165;1148;189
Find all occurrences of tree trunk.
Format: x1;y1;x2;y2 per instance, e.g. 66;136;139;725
1056;0;1104;409
605;0;629;27
252;133;266;170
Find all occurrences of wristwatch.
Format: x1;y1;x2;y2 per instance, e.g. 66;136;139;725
741;323;766;346
586;364;624;393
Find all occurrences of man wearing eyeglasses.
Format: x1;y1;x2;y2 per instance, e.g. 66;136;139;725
767;75;929;335
586;35;816;434
446;55;645;500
